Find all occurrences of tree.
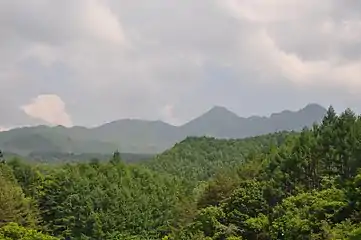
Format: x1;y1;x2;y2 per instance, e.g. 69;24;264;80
197;170;240;209
0;165;39;228
0;222;58;240
177;206;237;240
270;188;347;239
110;150;122;165
36;162;183;239
322;106;337;126
222;180;269;239
0;150;5;164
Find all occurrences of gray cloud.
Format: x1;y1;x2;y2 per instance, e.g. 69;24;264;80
0;0;360;128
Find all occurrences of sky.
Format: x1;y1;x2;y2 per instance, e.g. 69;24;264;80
1;0;361;129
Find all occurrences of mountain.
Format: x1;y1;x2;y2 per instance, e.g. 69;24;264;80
180;106;242;138
144;131;292;183
0;125;118;155
0;103;327;155
91;119;182;153
180;103;327;138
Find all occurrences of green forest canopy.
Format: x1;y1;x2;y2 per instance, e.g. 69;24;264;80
1;106;361;239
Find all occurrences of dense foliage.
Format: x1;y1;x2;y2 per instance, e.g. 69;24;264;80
144;132;291;183
0;223;58;240
2;152;153;165
1;153;185;239
170;107;361;239
2;106;361;239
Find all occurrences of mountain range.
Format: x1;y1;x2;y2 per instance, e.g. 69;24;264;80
0;103;327;155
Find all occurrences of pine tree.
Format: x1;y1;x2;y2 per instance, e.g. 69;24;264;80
110;150;122;165
323;106;337;126
0;150;5;164
0;168;39;228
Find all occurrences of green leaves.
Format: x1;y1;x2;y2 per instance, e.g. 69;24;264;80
0;165;39;229
5;106;361;239
144;133;290;187
177;107;361;239
270;188;347;239
35;162;183;239
0;223;58;240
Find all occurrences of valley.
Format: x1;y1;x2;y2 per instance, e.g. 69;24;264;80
2;105;361;239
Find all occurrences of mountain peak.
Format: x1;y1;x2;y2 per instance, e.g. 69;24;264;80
300;103;327;113
180;105;241;137
204;106;239;117
0;103;330;154
210;105;228;111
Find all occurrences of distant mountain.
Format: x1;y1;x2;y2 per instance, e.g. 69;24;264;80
0;103;327;155
180;106;242;138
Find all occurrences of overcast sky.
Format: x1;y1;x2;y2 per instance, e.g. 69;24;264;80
1;0;361;129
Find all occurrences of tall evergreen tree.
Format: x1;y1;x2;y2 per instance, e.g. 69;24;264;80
110;150;122;165
0;150;5;164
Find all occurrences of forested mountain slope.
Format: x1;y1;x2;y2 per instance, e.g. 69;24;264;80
0;129;283;239
171;107;361;239
0;104;326;155
144;132;292;183
0;155;185;239
3;106;361;239
2;151;153;164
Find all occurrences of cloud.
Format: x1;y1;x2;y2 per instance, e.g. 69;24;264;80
0;127;10;132
81;0;126;45
241;29;361;90
160;104;183;126
220;0;361;92
220;0;330;23
21;94;73;127
0;0;361;127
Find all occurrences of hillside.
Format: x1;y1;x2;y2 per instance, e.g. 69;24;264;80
1;126;290;239
2;152;153;164
144;131;292;182
0;103;327;155
180;103;326;138
173;107;361;239
3;106;361;239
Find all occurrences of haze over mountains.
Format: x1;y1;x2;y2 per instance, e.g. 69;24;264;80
0;103;327;155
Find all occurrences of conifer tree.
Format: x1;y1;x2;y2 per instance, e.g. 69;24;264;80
110;150;122;165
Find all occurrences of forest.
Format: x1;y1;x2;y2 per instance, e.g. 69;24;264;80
1;106;361;239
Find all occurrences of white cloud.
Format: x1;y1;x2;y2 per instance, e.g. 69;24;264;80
247;30;361;89
21;94;73;127
160;104;181;126
221;0;331;23
81;0;126;45
0;127;10;132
